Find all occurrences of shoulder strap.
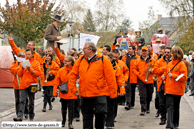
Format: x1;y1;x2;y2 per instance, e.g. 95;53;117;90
170;60;182;71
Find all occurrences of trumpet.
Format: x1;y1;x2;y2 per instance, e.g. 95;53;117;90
145;63;152;82
153;74;158;81
44;64;50;83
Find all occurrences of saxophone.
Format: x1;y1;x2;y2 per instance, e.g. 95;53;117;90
145;63;152;82
44;63;50;83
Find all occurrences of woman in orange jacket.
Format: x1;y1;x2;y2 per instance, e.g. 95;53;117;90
53;56;76;128
161;46;187;129
105;52;125;128
41;53;59;112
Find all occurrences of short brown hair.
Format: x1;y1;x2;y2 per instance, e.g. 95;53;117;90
71;51;79;57
147;43;152;47
26;48;34;54
160;45;166;50
171;46;184;60
46;53;53;60
65;56;75;66
105;52;114;59
60;50;65;55
28;41;35;46
165;46;172;51
112;49;119;54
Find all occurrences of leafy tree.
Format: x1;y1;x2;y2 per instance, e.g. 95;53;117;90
82;9;96;32
0;0;68;47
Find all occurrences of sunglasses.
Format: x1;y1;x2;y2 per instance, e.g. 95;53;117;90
165;52;170;53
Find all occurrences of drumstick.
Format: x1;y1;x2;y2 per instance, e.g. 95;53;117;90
169;68;172;82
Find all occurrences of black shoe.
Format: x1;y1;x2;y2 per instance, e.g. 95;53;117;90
50;97;55;102
159;120;166;125
68;124;74;129
125;106;130;110
189;93;194;96
24;114;28;119
49;105;53;110
42;108;46;112
140;111;145;116
146;110;150;114
155;111;159;117
13;117;22;121
75;117;80;122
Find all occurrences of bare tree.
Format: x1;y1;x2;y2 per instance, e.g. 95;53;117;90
159;0;194;17
94;0;126;31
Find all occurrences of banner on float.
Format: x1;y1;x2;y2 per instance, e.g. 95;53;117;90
153;44;165;55
79;33;100;49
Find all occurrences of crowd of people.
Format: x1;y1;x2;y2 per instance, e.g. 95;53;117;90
8;14;192;129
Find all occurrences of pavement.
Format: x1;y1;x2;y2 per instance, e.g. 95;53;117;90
0;87;194;129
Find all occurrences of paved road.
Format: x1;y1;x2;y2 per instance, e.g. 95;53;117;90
0;88;194;129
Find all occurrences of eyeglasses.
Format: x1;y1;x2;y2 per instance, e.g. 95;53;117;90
27;44;34;46
165;52;170;53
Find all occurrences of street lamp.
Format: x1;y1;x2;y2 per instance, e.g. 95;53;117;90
68;20;74;49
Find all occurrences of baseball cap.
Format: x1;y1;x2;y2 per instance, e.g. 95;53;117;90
141;46;148;50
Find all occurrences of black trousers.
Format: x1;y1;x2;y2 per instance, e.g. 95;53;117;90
154;81;159;110
14;89;28;116
114;97;118;119
125;82;137;108
105;96;115;127
138;79;154;112
74;96;80;118
81;96;107;129
166;94;181;128
18;87;35;120
158;91;166;120
43;86;53;104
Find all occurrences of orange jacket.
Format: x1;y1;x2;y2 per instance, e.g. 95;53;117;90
55;47;65;63
41;60;59;87
149;51;158;60
117;60;129;82
41;55;61;67
53;66;77;99
17;58;41;89
163;60;187;96
111;44;116;51
132;55;156;84
10;61;20;89
105;61;125;96
121;53;139;83
154;56;171;91
68;53;117;98
9;40;41;63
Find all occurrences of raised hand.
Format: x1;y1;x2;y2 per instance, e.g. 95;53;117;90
8;34;13;40
54;42;58;48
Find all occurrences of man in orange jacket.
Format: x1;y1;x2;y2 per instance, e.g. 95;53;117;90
121;45;139;110
8;34;41;63
13;48;41;121
68;42;117;129
154;46;172;125
132;46;156;116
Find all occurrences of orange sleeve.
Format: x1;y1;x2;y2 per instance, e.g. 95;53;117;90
29;61;41;77
53;70;61;97
54;47;65;62
103;56;117;98
55;57;61;67
116;67;125;87
10;62;18;75
154;60;166;75
123;63;129;82
68;58;82;94
111;44;116;51
176;63;187;82
9;40;23;56
17;65;24;77
50;62;60;75
132;59;140;77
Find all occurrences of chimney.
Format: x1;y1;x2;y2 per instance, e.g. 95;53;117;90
158;14;162;19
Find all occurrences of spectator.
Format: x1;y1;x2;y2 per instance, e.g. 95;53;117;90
38;46;45;58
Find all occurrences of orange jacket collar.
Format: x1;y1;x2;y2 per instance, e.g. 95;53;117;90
172;59;181;65
29;58;35;63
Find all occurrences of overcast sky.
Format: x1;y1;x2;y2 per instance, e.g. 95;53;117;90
0;0;169;30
